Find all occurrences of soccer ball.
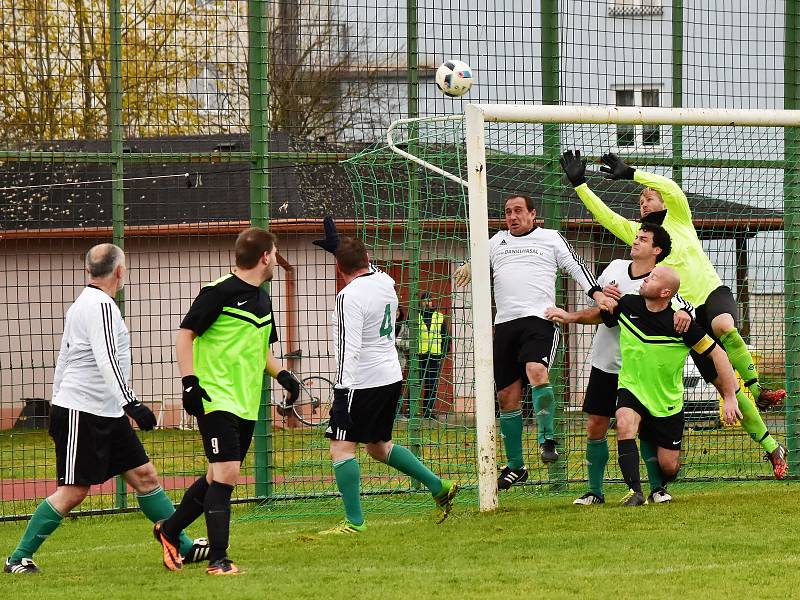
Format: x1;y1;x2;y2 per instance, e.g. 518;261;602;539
435;60;474;97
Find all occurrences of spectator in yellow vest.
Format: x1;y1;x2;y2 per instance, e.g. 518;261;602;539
418;292;450;418
395;306;411;419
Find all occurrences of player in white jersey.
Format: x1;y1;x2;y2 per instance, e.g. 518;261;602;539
315;230;458;533
546;224;692;505
454;194;615;489
4;244;206;575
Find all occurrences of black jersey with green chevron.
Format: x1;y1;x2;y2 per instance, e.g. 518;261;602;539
601;295;716;417
180;273;278;420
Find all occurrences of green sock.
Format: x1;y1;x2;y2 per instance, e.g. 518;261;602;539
736;388;779;453
333;458;364;526
386;444;442;496
10;498;63;560
499;409;525;469
640;439;665;492
585;438;609;496
136;486;194;556
720;329;761;396
532;383;555;445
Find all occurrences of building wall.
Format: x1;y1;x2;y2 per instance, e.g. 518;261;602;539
0;234;787;426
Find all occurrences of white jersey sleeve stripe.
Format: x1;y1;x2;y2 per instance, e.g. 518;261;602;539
556;231;600;293
65;409;78;485
674;292;693;313
335;294;346;386
100;303;137;405
549;326;561;367
53;287;135;417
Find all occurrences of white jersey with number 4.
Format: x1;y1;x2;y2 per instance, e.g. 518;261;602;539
490;227;600;324
590;259;693;373
333;270;402;390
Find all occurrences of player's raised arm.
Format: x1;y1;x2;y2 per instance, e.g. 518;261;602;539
551;229;604;301
560;149;639;245
600;151;692;225
632;168;693;226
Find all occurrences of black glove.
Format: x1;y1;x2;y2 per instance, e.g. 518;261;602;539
276;370;300;406
124;400;157;431
600;153;636;180
312;216;340;255
182;375;211;417
559;149;587;187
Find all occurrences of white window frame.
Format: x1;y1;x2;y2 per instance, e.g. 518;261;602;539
191;65;233;116
610;85;665;153
608;0;663;17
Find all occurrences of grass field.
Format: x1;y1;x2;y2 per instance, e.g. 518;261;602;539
0;481;796;599
0;413;788;519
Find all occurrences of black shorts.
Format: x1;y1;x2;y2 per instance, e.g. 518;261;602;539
325;381;401;444
49;405;149;486
692;286;739;383
616;388;685;450
493;316;560;390
582;367;619;418
196;410;256;463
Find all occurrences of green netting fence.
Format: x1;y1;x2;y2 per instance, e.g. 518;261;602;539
343;113;797;499
1;0;799;520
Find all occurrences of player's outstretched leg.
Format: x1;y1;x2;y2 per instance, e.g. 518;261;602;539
574;437;607;505
733;388;788;479
154;475;213;571
383;443;458;523
640;439;672;504
433;480;459;524
320;457;366;534
4;498;62;575
203;481;239;574
719;329;786;410
136;484;203;561
767;444;789;480
498;409;528;489
617;439;645;506
532;384;559;463
154;519;183;571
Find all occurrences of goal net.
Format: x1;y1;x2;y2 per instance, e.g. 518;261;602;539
344;105;799;510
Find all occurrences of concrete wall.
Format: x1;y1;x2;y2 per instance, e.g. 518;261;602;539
0;233;339;428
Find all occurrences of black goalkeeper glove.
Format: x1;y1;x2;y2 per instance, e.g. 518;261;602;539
124;400;157;431
181;375;211;417
276;370;300;406
600;153;636;180
312;216;340;255
559;149;587;187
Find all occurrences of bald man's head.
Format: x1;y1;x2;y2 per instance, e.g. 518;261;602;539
639;265;680;300
85;243;125;278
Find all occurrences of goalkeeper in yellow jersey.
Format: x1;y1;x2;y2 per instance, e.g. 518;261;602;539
560;150;788;479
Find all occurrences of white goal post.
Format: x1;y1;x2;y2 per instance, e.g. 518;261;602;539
387;104;800;512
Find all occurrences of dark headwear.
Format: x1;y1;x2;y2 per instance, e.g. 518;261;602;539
420;291;431;301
